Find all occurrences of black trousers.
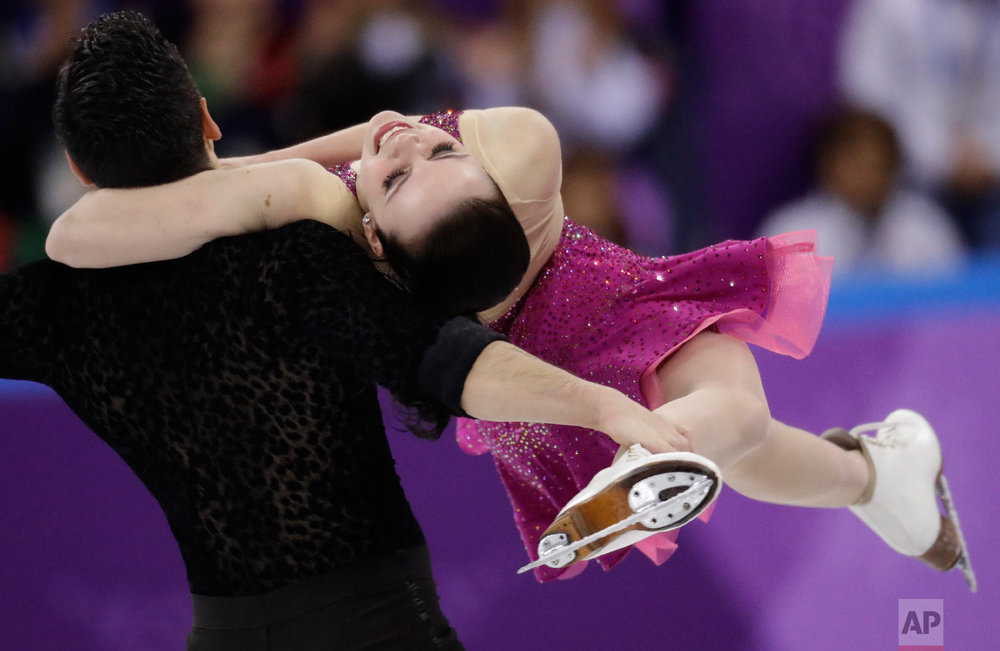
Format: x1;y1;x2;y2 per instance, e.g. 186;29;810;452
186;547;464;650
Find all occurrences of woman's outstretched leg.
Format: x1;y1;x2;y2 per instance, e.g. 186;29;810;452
651;331;974;590
721;419;869;507
650;330;869;507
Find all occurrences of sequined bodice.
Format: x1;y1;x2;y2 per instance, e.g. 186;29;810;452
457;221;831;580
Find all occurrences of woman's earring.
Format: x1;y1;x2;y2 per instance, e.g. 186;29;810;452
362;215;372;225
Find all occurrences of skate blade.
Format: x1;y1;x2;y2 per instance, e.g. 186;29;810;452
543;469;716;556
936;474;977;593
518;476;716;574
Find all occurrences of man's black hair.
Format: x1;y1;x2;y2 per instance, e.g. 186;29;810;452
53;10;210;188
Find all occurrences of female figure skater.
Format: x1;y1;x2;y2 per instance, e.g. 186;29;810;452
47;107;974;590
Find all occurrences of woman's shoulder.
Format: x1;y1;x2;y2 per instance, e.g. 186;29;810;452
460;107;557;147
459;107;562;205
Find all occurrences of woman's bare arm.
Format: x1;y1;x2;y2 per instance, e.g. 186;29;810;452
46;159;362;268
222;122;372;168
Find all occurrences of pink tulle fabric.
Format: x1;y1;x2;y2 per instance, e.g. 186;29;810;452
457;220;832;581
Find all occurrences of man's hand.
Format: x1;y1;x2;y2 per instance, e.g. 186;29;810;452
593;389;692;454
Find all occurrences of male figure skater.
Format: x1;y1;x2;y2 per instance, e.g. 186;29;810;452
0;11;688;649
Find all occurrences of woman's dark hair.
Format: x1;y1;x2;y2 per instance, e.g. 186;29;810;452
375;182;529;439
386;387;452;441
377;181;531;318
52;11;210;188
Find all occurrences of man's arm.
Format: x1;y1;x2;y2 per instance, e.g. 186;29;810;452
281;223;688;453
458;341;690;454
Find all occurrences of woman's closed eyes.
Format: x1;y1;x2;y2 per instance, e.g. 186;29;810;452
382;142;459;192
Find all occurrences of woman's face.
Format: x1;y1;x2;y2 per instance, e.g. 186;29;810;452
357;111;496;247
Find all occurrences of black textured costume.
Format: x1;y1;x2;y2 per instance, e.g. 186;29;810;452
0;221;500;597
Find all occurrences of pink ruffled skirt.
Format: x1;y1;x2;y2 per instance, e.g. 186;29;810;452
457;219;833;581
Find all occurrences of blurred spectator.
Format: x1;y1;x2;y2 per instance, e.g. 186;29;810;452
561;148;627;244
758;108;965;275
0;0;100;264
0;210;13;271
498;0;674;248
524;0;667;151
838;0;1000;250
633;1;706;253
447;1;529;109
184;0;296;155
560;148;676;255
275;0;456;145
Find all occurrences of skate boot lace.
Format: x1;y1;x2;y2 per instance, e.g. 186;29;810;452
848;421;910;448
620;443;653;464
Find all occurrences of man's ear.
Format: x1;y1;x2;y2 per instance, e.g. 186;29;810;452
201;97;221;142
65;152;93;186
362;215;384;257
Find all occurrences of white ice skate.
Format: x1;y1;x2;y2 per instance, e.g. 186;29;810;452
517;445;721;574
822;409;976;592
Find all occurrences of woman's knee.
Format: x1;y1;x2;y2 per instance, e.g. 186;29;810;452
654;387;769;466
719;388;771;463
736;390;771;455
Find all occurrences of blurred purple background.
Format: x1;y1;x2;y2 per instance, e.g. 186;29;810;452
8;0;990;267
3;0;999;648
2;266;997;650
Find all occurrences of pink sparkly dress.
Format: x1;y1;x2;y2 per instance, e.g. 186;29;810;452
331;111;834;581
